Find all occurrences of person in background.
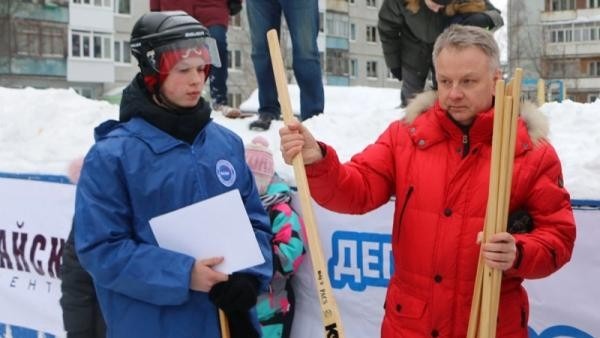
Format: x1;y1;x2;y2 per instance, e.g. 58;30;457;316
150;0;244;118
60;157;106;338
244;136;307;338
279;25;575;337
247;0;324;131
378;0;503;108
73;11;272;338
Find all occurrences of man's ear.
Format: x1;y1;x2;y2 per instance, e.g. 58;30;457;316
493;68;502;82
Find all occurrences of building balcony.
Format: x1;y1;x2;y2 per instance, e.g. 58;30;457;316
67;58;114;83
544;42;600;57
327;0;349;13
541;8;600;23
69;4;113;31
563;77;600;91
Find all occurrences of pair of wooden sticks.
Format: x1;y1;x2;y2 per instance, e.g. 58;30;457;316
467;68;523;338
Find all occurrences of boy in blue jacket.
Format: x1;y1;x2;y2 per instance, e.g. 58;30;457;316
73;11;272;338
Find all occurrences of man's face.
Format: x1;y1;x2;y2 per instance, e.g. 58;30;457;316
160;56;207;108
435;46;500;126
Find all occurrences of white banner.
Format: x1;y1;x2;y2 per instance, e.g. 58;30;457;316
291;199;599;338
0;178;73;337
0;177;597;338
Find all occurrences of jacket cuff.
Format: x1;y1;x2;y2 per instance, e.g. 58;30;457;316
306;142;338;178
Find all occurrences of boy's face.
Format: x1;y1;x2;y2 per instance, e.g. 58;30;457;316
435;46;500;126
159;56;207;108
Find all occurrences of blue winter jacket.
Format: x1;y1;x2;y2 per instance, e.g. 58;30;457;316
74;117;273;338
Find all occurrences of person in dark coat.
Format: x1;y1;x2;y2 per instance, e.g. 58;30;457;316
378;0;503;108
150;0;244;118
60;157;106;338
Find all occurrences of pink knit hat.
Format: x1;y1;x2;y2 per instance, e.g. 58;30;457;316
245;136;274;195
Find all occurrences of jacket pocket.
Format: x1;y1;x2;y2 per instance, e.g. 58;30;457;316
385;281;427;320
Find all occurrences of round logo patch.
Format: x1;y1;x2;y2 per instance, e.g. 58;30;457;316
216;159;236;187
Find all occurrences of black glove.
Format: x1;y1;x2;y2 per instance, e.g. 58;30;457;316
507;209;533;234
229;0;242;16
209;273;259;312
227;310;260;338
390;67;402;81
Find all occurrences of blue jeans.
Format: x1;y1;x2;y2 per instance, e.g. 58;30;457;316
246;0;324;120
208;25;229;106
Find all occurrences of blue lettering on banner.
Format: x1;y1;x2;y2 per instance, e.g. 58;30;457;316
529;325;594;338
328;231;393;291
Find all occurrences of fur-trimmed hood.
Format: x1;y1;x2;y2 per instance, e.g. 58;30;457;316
403;90;549;145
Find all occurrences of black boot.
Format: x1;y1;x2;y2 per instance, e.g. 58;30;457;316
249;114;273;131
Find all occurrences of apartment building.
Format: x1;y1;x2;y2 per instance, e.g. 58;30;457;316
509;0;600;102
1;0;401;103
347;0;399;88
0;0;70;89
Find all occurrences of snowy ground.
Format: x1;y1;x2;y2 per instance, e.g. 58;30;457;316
0;85;598;201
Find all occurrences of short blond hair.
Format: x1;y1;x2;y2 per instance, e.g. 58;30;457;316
433;24;500;71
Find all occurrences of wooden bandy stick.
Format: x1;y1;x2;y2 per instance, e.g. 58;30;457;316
219;310;231;338
266;28;345;338
467;68;522;338
467;78;505;338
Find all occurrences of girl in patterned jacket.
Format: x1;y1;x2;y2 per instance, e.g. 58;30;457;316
245;136;307;338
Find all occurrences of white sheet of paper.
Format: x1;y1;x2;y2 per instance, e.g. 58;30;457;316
149;189;265;274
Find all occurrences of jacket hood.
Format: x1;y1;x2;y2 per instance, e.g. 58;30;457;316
403;90;549;146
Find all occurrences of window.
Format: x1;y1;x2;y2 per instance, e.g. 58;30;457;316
366;0;376;7
588;94;598;102
550;0;575;11
326;49;349;76
319;13;324;33
589;61;600;76
16;26;39;56
350;23;356;41
366;25;377;42
72;0;109;7
15;21;65;58
366;60;378;78
71;30;112;60
228;49;242;69
115;0;130;14
589;0;600;8
326;12;349;38
114;40;131;63
349;59;358;77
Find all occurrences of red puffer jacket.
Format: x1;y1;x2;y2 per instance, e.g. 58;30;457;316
150;0;234;27
306;93;576;337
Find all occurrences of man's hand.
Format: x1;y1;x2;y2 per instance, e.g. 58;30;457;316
189;257;228;292
279;120;323;165
477;231;517;271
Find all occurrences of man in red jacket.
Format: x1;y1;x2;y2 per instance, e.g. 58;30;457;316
150;0;244;118
279;25;575;338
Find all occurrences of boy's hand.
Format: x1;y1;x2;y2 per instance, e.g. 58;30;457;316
189;257;228;292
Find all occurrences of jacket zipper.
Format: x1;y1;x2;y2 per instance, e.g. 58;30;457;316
462;133;470;158
394;186;414;244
